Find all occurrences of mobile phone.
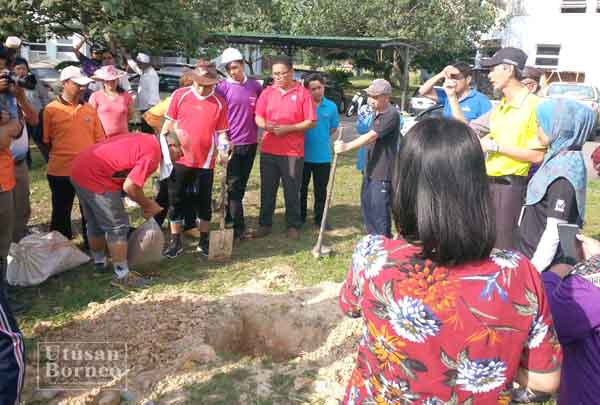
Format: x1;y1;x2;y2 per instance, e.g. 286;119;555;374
557;223;583;265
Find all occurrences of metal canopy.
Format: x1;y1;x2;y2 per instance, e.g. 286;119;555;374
207;32;419;52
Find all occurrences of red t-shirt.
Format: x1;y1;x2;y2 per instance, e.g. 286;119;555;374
71;133;161;193
255;82;316;157
339;236;562;404
165;87;228;169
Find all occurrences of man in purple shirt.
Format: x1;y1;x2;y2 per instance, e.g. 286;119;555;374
215;48;263;240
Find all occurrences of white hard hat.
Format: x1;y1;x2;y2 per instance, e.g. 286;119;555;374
4;36;21;49
220;48;244;66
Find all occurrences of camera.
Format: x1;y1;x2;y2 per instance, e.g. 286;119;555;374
0;70;37;91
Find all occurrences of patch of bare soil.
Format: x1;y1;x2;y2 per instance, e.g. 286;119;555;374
23;275;362;404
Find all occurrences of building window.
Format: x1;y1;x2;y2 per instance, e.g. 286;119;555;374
535;44;560;69
561;0;587;12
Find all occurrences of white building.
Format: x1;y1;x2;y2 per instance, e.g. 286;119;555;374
485;0;600;85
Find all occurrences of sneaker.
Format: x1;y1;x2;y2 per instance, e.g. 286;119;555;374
286;227;300;240
196;239;209;256
164;237;183;259
254;225;272;238
94;261;109;273
111;272;150;290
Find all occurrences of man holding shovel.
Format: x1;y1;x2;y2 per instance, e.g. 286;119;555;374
162;61;230;258
301;73;339;230
334;79;400;238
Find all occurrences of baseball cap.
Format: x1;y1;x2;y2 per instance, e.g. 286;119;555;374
136;53;151;64
191;61;219;86
480;47;528;70
366;79;392;97
60;65;94;85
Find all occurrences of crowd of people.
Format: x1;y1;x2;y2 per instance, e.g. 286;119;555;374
0;36;599;403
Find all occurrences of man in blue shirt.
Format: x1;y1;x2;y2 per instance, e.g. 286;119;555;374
301;73;340;229
418;61;491;123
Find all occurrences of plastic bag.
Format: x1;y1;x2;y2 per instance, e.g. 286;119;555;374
6;231;90;286
127;218;165;267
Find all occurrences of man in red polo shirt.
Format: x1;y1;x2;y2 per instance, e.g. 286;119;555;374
162;61;230;258
71;132;183;289
255;55;316;239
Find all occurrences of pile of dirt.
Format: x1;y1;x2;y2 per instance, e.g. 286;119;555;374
23;280;363;404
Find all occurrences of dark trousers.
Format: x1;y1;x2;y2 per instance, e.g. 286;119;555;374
167;164;214;223
226;144;257;234
490;179;527;250
154;179;197;229
0;276;24;405
361;177;392;238
140;110;153;134
47;175;88;246
259;153;303;229
301;162;331;225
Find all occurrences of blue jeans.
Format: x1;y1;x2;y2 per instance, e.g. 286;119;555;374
361;177;392;238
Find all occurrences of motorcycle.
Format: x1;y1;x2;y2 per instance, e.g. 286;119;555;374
345;90;367;117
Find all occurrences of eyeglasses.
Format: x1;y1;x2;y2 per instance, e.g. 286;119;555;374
272;69;290;77
449;74;465;80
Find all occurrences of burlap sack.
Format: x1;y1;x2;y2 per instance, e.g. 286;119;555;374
127;218;164;266
7;231;90;286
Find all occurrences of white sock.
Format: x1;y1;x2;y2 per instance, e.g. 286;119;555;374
114;262;129;279
92;251;106;265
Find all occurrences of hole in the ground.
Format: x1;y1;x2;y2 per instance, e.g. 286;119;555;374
203;293;342;362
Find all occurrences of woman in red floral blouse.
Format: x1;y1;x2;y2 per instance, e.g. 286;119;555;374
339;118;562;404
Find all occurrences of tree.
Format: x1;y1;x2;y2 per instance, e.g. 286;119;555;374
2;0;209;55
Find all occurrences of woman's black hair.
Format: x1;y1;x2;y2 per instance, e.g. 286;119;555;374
392;117;495;265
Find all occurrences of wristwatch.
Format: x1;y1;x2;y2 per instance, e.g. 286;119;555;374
489;140;500;153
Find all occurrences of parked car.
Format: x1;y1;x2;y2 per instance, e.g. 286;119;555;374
261;68;346;113
408;87;440;115
401;104;444;135
543;82;600;139
29;61;61;99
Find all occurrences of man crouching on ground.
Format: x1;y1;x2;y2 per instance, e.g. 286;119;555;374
71;132;183;289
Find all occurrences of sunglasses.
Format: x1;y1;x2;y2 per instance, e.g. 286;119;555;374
449;74;465;80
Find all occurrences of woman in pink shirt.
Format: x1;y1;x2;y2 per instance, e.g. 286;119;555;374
89;65;134;137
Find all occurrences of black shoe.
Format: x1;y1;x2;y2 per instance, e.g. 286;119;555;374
164;237;183;259
196;239;209;256
511;388;552;403
94;261;109;273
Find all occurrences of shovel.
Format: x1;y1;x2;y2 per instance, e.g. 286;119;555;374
208;162;234;261
312;127;344;258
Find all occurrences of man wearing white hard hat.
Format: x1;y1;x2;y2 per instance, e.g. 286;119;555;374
43;66;106;246
215;48;262;241
124;50;159;133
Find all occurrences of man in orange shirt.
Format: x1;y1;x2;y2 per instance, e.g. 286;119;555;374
43;66;105;244
0;82;25;404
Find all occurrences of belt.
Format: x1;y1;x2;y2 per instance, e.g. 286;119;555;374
488;175;528;186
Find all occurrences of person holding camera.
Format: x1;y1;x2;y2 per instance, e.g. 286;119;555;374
0;61;25;405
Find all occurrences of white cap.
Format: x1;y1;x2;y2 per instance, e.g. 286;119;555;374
136;53;151;64
59;65;94;85
220;48;244;66
4;36;21;49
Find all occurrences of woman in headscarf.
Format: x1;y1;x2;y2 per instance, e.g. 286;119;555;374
518;98;596;272
540;234;600;404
